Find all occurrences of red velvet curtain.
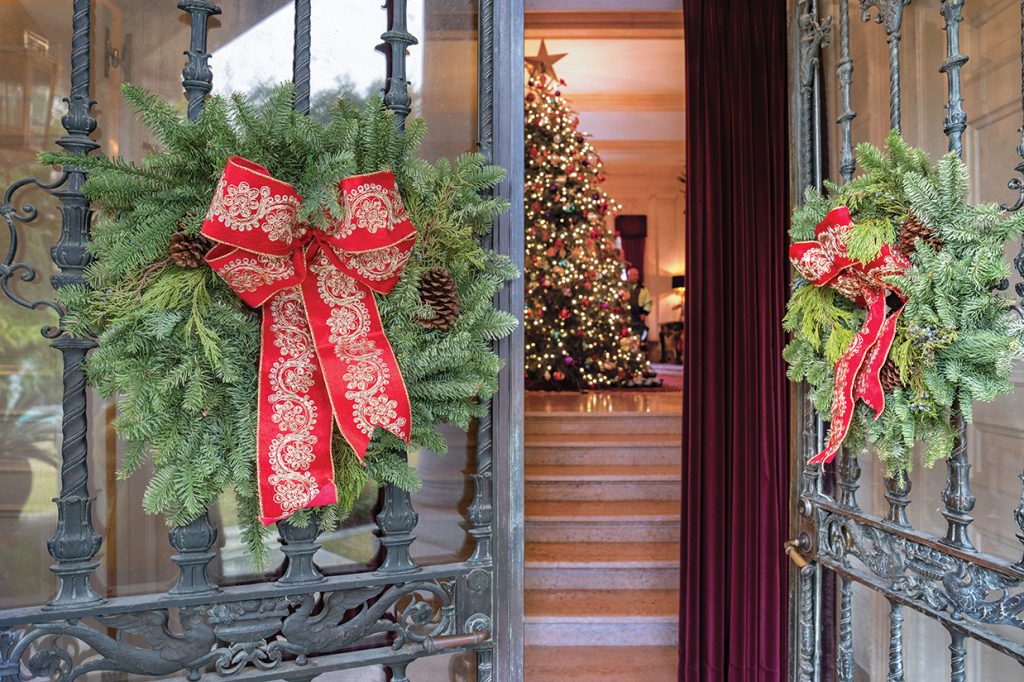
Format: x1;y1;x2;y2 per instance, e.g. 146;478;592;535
616;215;648;281
680;1;790;681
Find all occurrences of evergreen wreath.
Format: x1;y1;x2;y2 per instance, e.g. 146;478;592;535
46;84;518;564
784;132;1024;474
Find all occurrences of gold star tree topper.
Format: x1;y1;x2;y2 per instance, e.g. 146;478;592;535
526;40;568;81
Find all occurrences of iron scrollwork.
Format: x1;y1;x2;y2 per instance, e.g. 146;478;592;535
0;176;67;339
0;580;458;681
819;510;1024;634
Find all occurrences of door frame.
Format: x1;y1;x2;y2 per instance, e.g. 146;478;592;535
488;0;527;679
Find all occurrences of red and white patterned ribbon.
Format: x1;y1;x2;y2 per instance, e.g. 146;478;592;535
790;206;910;465
202;156;414;524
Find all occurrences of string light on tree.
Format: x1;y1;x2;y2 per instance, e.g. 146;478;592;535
523;41;650;389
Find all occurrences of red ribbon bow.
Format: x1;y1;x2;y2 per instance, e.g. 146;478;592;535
790;207;910;465
202;156;414;524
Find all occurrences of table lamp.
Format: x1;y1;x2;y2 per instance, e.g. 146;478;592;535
671;275;686;321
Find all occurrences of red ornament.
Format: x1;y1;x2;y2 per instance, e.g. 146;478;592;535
559;308;571;320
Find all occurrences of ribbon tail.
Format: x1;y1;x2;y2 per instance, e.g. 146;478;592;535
256;288;338;525
809;293;888;466
301;253;413;462
856;305;902;418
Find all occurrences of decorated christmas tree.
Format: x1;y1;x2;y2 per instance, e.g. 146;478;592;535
524;43;650;389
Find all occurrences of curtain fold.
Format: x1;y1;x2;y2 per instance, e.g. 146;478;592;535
616;215;648;281
680;1;790;680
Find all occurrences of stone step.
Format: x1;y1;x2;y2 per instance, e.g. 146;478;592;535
524;589;679;647
525;646;678;682
524;465;681;501
525;434;681;467
525;411;681;436
524;500;681;543
525;541;679;591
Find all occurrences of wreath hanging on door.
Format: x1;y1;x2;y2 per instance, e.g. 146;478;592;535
784;132;1024;474
45;84;518;564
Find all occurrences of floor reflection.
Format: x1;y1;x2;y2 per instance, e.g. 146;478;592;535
525;389;681;415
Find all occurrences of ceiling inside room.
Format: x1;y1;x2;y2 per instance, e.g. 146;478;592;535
525;8;685;179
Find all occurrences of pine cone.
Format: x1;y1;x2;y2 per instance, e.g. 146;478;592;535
417;266;460;330
169;231;213;268
880;359;903;393
898;214;942;256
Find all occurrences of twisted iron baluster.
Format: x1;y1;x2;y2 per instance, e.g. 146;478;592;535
942;410;976;552
860;0;912;132
478;0;495;159
468;411;494;567
43;0;104;609
888;601;905;682
469;0;496;572
178;1;221;122
1005;3;1024;571
273;0;325;587
796;563;818;682
374;0;421;577
167;0;222;597
948;627;967;682
1015;473;1024;569
379;0;418;131
469;4;499;675
837;0;857;182
884;471;911;527
292;0;312;116
798;1;832;192
837;577;854;682
940;1;968;156
837;447;862;510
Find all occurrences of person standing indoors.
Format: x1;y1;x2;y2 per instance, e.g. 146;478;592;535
626;266;653;343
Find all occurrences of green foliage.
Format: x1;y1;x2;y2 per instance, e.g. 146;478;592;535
48;83;517;566
782;282;861;358
784;131;1024;474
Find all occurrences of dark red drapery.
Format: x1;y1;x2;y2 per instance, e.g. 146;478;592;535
616;215;648;281
680;1;790;680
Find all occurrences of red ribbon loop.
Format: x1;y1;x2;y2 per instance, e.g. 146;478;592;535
203;156;414;524
790;207;910;465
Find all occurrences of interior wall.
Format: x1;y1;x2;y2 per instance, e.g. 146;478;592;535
602;173;685;334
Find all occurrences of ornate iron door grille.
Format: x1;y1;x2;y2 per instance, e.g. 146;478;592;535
0;1;525;680
791;1;1024;680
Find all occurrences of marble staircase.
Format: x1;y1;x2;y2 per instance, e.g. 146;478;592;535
523;391;681;682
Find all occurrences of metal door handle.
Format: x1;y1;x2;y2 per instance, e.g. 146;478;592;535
785;539;810;568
